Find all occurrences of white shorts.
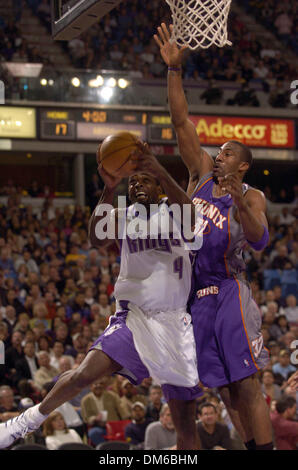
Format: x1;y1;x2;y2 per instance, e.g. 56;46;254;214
125;302;199;387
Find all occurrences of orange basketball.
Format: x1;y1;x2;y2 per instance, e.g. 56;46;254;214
98;131;139;177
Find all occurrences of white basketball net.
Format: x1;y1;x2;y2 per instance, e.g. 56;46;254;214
165;0;233;50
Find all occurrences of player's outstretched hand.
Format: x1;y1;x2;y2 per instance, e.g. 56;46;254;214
97;163;122;190
218;173;245;208
154;23;187;67
287;370;298;391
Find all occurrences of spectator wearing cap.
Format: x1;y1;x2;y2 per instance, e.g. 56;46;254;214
33;351;58;390
120;380;148;419
272;350;296;381
197;402;233;450
261;370;282;407
270;396;298;450
144;403;177;450
124;401;153;448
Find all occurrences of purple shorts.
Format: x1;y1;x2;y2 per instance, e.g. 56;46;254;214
190;278;270;388
90;301;202;401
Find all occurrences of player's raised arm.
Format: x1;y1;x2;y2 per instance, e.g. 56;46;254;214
88;152;121;247
154;23;214;193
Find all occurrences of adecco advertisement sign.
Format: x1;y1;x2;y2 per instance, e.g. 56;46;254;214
189;115;295;148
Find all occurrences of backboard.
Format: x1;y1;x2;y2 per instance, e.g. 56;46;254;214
51;0;123;40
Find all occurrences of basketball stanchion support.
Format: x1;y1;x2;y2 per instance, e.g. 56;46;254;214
51;0;123;40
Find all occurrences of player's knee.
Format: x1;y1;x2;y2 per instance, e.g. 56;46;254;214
219;384;238;409
67;367;94;390
235;374;261;402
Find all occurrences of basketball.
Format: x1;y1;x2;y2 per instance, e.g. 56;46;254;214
97;132;139;177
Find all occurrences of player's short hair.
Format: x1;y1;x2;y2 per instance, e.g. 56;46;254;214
198;402;217;415
229;140;253;169
276;396;296;414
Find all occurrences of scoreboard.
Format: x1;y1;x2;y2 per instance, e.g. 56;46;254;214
38;108;176;143
0;106;296;149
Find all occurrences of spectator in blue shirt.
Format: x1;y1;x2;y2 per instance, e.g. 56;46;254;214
272;350;296;381
65;292;91;323
0;247;16;280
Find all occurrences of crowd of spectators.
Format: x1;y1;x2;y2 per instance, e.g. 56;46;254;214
0;1;297;108
0;174;297;450
0;13;51;66
242;0;298;54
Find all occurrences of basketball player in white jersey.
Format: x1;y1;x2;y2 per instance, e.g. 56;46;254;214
0;141;202;450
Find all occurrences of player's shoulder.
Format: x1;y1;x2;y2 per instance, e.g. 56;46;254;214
244;186;266;204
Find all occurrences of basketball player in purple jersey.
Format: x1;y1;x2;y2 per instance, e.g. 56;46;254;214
0;141;201;450
155;23;273;450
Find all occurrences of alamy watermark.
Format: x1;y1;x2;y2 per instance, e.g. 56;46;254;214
0;80;4;104
290;80;298;105
94;197;203;250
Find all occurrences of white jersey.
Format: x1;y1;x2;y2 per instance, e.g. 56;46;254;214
114;200;193;313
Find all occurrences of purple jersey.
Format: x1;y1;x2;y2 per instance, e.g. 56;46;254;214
192;172;249;286
189;172;269;388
